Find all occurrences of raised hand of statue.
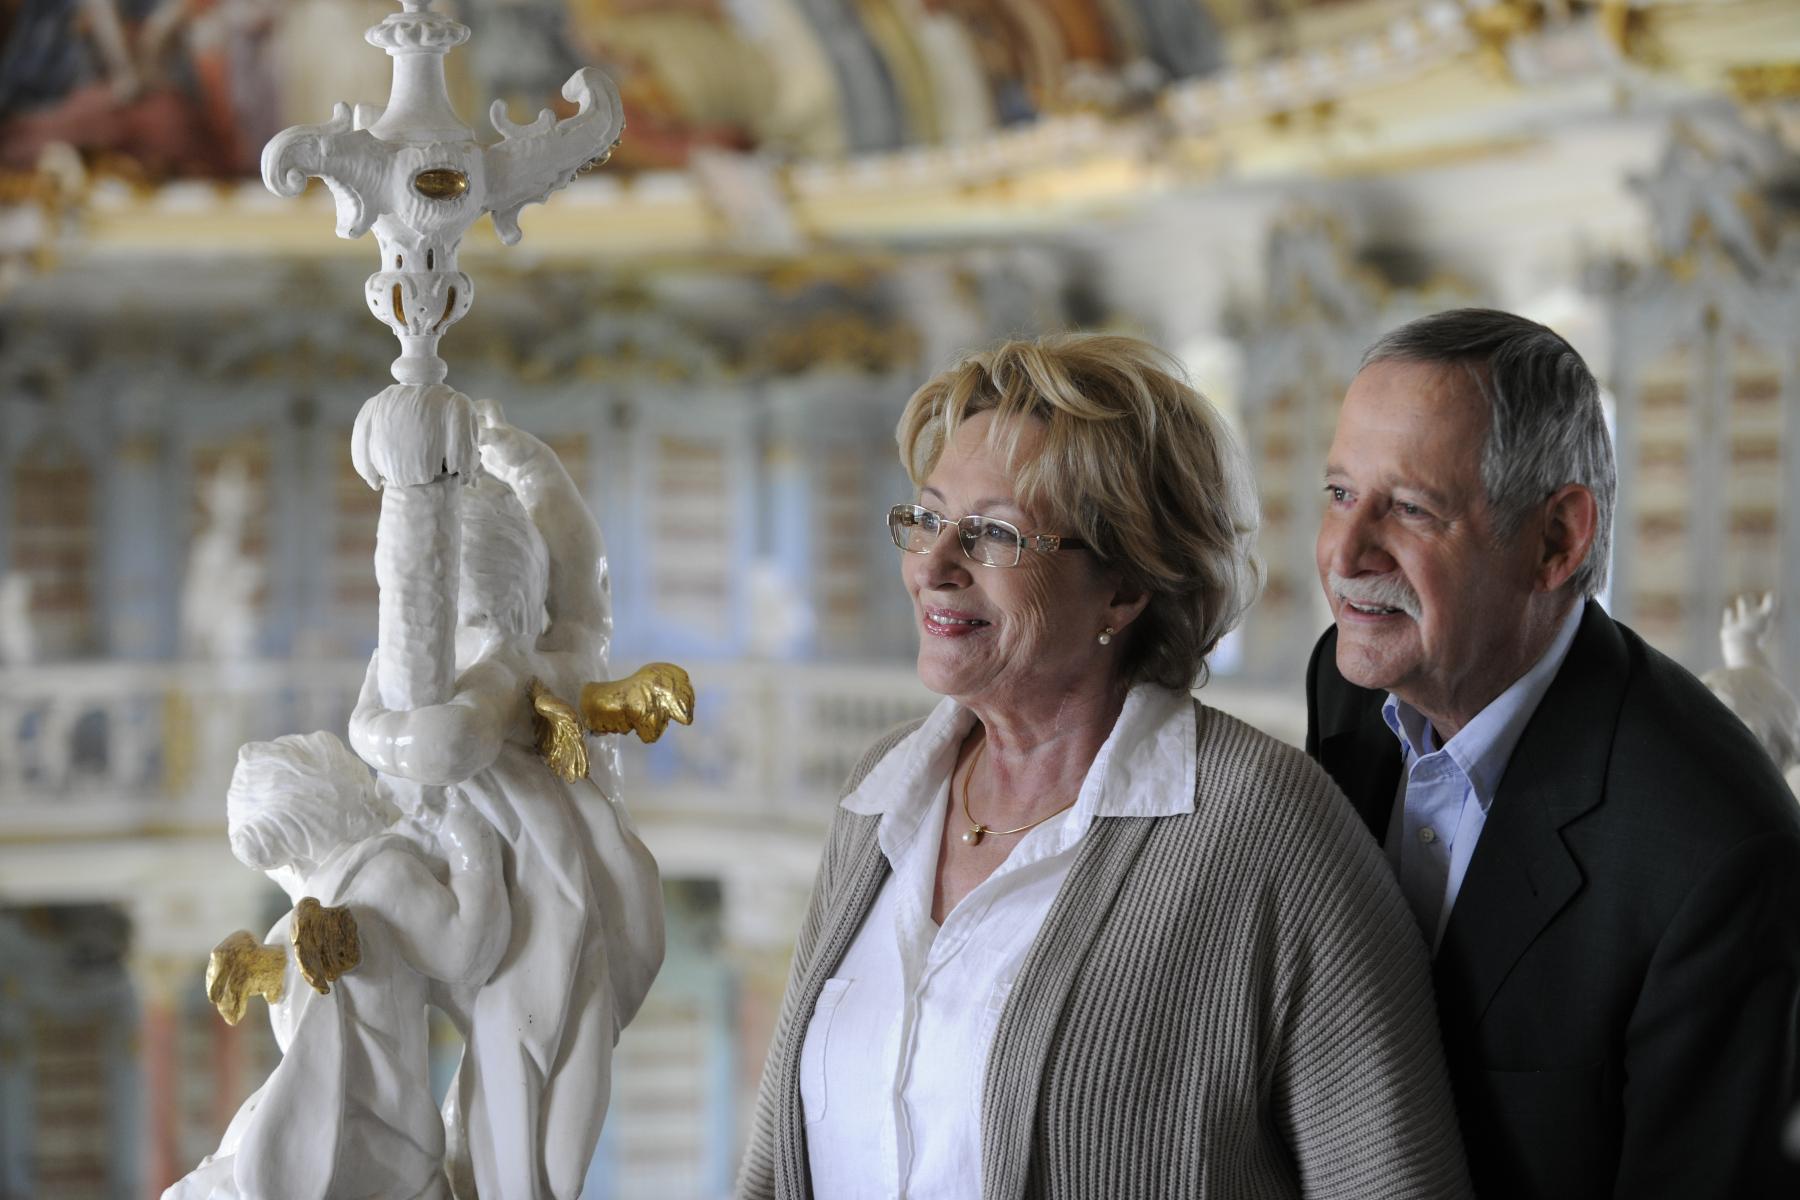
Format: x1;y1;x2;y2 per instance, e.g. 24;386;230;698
1721;592;1777;671
292;896;362;996
581;663;696;743
206;929;287;1026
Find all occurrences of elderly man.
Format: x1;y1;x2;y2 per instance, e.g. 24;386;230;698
1305;308;1800;1198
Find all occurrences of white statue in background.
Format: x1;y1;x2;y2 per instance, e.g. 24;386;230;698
1702;593;1800;797
181;453;264;660
166;731;508;1200
350;402;671;1199
0;571;36;665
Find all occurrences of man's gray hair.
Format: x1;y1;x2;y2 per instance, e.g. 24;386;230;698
1362;308;1615;597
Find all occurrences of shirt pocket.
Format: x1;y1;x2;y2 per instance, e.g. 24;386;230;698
800;977;853;1126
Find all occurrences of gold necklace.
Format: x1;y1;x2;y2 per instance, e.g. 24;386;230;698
957;737;1079;846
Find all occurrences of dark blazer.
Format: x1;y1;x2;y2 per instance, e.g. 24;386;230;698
1306;601;1800;1199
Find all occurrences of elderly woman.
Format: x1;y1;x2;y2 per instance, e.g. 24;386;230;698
738;333;1471;1199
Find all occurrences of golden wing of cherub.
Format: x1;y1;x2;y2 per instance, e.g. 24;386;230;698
291;897;361;996
531;677;591;782
580;663;696;744
206;929;287;1026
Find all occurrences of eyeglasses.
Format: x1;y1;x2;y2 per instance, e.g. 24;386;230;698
888;503;1090;568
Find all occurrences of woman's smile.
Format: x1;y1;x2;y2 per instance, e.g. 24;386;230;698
921;606;991;636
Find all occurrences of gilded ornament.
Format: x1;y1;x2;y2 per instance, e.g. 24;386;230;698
206;930;287;1026
1728;64;1800;104
580;663;696;743
531;678;591;782
413;168;471;201
291;896;361;995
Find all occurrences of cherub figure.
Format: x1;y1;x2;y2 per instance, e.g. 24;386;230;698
165;730;508;1200
350;402;670;1199
1702;593;1800;797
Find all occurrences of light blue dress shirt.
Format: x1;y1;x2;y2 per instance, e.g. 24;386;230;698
1381;602;1587;951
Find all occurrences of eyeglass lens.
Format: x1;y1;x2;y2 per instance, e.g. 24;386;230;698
889;505;1022;566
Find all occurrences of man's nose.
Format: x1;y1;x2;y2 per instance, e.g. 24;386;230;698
1320;503;1394;578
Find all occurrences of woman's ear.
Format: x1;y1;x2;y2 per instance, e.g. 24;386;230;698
1105;579;1152;635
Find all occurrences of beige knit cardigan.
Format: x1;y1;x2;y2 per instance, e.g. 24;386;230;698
737;700;1473;1200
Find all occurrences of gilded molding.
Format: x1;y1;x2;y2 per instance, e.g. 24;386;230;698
580;663;696;744
206;930;287;1025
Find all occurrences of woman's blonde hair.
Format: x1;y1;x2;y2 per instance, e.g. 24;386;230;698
896;333;1262;689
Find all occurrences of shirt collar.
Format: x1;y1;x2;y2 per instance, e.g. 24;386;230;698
1381;600;1586;809
841;683;1196;854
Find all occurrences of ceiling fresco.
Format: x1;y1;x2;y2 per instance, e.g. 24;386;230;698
0;0;1319;179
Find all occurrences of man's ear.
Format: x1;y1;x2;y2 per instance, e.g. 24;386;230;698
1535;484;1598;593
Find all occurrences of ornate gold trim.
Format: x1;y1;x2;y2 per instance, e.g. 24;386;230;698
205;930;286;1025
530;678;591;782
580;663;696;744
291;896;361;995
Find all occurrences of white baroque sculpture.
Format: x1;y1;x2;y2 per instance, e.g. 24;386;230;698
180;453;264;661
169;5;690;1198
1702;593;1800;797
169;732;508;1200
0;570;35;665
347;402;668;1198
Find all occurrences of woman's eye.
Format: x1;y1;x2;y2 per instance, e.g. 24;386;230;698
1324;485;1349;504
1396;502;1424;518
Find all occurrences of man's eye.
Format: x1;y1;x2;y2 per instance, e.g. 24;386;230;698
1323;485;1349;504
1396;502;1425;517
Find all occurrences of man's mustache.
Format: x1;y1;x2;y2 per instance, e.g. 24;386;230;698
1327;571;1422;621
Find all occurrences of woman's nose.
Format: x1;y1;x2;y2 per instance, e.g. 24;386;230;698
910;524;971;589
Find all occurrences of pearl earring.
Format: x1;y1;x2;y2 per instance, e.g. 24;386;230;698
1098;626;1114;646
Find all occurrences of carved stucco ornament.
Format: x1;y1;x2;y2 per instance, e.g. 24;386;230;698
262;0;626;752
262;2;624;388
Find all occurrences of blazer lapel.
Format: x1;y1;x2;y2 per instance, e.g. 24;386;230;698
980;813;1157;1200
1435;604;1626;1033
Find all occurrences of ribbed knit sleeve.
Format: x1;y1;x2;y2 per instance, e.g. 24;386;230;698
988;704;1472;1200
735;722;920;1200
1249;725;1472;1197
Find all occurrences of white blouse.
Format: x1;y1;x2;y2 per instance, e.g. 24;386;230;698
799;684;1197;1198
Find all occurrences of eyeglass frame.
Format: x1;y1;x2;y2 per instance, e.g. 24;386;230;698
887;502;1091;568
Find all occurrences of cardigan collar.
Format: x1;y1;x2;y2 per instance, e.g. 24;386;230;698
839;683;1197;860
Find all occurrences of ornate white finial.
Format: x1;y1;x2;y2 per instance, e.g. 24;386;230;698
261;0;623;387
